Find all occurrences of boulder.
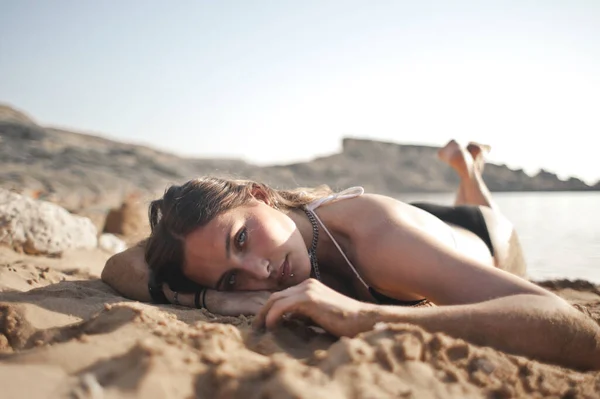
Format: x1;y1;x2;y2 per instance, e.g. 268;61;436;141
0;188;97;255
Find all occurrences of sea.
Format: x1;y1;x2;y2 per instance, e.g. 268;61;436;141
396;191;600;284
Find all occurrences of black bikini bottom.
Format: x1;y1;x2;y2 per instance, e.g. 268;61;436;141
369;202;495;306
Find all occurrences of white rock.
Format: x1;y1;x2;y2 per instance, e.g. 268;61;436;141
98;233;127;255
0;188;98;255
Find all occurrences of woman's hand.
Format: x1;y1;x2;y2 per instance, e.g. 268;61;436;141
254;279;372;337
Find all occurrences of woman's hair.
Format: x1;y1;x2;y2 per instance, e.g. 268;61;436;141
145;176;332;291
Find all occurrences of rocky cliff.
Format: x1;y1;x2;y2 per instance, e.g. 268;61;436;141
1;104;596;211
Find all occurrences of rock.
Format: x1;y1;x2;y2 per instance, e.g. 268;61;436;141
0;189;97;255
98;233;127;255
102;193;150;242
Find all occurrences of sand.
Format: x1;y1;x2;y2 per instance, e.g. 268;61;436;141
1;246;599;399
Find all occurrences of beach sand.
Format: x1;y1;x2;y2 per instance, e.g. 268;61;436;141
1;245;599;399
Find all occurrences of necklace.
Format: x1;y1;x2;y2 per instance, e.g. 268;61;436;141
302;207;321;281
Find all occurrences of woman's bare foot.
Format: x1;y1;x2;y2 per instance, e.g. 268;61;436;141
466;142;491;173
437;139;474;179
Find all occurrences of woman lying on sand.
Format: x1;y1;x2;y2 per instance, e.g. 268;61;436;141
102;140;600;370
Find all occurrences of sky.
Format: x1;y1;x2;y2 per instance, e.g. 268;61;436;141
1;1;599;184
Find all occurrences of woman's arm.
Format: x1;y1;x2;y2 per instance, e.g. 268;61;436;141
255;279;600;371
360;294;600;371
101;241;152;301
100;242;270;316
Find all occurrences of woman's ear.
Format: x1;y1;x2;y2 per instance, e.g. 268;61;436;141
250;183;271;206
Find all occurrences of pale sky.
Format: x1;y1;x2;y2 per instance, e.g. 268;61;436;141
1;1;599;184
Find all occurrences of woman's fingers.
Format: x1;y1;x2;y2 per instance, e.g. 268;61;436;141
263;295;306;329
254;285;309;329
254;291;288;329
252;279;370;337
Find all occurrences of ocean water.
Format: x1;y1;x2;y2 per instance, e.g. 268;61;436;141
396;191;600;284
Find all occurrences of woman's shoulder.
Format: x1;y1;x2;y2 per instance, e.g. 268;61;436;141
323;192;414;234
330;191;410;216
327;192;450;247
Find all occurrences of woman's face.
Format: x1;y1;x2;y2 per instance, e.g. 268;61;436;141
182;199;312;292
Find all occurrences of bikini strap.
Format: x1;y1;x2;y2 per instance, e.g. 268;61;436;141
304;186;370;289
306;208;370;289
305;186;364;211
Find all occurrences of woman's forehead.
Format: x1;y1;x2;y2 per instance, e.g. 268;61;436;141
185;213;232;261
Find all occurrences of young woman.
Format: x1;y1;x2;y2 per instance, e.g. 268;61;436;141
101;140;600;371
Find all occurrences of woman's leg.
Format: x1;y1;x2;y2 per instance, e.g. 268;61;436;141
437;140;496;209
438;140;527;277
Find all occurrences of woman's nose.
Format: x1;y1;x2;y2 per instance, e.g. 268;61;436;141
240;254;271;279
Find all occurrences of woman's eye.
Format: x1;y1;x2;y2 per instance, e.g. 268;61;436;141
236;227;247;248
227;273;237;287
